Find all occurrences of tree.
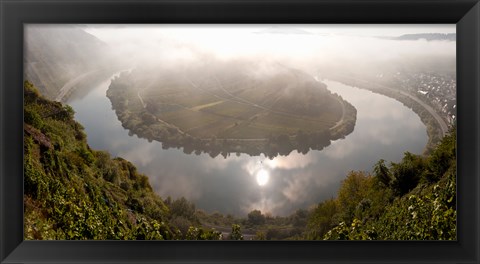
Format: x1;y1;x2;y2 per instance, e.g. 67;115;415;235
170;197;197;222
307;199;338;239
336;171;371;222
247;209;266;226
373;159;392;187
229;224;243;240
425;129;456;182
141;111;156;125
295;129;308;144
295;129;310;153
390;152;425;196
292;209;309;228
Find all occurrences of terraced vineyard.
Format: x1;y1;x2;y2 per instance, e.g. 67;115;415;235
107;62;356;157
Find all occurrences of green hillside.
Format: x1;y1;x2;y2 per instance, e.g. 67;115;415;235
23;81;221;240
306;128;456;240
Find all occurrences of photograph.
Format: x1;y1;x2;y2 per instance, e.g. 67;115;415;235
23;24;458;241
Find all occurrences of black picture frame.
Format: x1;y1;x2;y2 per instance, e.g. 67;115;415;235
1;0;479;263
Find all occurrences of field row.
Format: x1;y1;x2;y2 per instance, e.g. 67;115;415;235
138;71;342;139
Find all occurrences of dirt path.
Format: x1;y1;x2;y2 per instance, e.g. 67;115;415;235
329;95;346;131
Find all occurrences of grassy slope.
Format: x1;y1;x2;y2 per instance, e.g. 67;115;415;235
24;81;226;240
307;128;456;240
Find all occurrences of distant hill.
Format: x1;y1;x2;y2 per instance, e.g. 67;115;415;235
256;26;313;35
24;25;115;99
383;33;456;41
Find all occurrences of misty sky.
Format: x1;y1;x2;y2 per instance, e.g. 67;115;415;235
85;24;455;38
80;24;456;79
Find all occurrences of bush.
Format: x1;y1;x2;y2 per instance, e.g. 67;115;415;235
229;224;243;240
25;108;44;129
186;226;222;240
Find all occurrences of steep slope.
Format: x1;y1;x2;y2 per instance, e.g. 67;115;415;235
307;128;456;240
23;81;222;240
24;25;115;100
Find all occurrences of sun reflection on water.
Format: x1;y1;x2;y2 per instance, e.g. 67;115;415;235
256;169;270;186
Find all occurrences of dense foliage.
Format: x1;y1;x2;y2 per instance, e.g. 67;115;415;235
307;128;456;240
23;81;219;240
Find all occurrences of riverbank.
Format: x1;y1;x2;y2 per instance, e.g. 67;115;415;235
106;71;357;158
325;74;448;154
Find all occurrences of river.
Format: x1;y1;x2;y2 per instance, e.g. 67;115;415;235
67;72;427;216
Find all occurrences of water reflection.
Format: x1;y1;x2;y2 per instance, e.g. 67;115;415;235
68;76;427;216
256;169;270;186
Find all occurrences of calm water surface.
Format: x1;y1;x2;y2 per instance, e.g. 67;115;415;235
68;73;427;216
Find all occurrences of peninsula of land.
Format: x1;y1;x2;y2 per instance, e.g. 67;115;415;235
107;63;356;158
